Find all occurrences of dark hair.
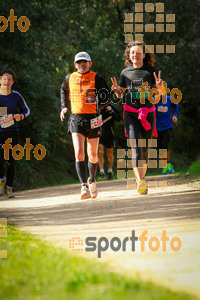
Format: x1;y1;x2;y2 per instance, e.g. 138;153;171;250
124;42;155;67
0;69;15;81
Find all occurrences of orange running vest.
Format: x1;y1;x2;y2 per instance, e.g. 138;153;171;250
69;71;97;114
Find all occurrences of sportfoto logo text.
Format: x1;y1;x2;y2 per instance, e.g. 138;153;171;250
2;138;46;160
69;230;182;258
0;9;30;32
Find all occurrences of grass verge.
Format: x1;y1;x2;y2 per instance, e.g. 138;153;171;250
0;225;196;300
188;157;200;177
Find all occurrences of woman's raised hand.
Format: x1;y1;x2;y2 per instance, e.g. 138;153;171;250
153;71;163;90
111;77;119;91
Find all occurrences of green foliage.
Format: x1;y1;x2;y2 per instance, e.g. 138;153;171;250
0;225;194;300
188;157;200;177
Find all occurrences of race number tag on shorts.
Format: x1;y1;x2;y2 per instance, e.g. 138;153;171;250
0;114;14;128
90;115;103;129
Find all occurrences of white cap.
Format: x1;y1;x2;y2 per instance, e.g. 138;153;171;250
74;51;91;63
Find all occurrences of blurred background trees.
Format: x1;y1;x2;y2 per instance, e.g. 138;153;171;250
0;0;199;189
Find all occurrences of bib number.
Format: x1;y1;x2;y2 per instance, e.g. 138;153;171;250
90;115;103;129
0;114;14;128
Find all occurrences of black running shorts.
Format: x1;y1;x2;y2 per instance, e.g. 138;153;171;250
68;114;101;139
157;128;172;150
124;110;155;165
99;135;115;148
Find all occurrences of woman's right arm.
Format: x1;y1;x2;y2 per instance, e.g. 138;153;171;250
60;74;70;121
111;77;126;99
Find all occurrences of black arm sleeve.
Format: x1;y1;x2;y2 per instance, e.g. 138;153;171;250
95;74;110;106
60;73;70;110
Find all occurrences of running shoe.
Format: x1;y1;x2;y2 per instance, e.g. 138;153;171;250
97;172;105;181
0;178;6;196
80;185;90;200
6;187;15;198
88;178;98;199
167;163;174;173
162;166;168;175
137;179;148;195
107;172;113;180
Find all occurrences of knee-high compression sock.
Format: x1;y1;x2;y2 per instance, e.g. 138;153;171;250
75;161;87;184
88;161;98;183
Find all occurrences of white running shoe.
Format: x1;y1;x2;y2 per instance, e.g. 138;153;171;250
80;185;90;200
87;178;98;199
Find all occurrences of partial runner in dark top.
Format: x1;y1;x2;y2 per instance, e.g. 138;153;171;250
0;68;30;198
98;103;121;181
155;95;179;175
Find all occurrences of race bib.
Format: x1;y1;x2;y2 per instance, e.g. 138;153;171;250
90;115;103;129
158;106;168;113
0;114;14;128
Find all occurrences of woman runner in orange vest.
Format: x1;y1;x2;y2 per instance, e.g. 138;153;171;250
60;52;109;199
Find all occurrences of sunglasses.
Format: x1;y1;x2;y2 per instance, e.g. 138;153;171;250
76;60;88;64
